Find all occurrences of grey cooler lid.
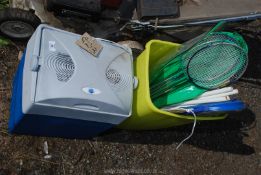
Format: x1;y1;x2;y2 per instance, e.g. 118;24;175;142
27;25;134;118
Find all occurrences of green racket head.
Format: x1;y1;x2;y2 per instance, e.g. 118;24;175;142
185;42;248;89
199;32;248;52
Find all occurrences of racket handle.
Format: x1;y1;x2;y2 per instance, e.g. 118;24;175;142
199;89;238;99
200;87;234;97
163;96;230;111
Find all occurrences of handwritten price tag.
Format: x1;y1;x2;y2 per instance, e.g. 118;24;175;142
76;33;103;57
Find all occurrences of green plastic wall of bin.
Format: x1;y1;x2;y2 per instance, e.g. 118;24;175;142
118;40;227;130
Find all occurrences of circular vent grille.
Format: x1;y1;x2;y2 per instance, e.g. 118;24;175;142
105;68;132;91
106;69;122;84
46;52;75;82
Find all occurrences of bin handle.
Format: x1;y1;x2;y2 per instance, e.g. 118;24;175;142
133;76;138;90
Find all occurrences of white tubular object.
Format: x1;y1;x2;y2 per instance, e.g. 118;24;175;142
200;87;234;97
163;96;230;111
199;89;238;100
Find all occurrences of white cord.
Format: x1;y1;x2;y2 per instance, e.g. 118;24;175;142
176;108;197;150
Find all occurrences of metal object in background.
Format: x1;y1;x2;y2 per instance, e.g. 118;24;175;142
45;0;101;14
0;7;41;39
137;0;179;20
0;0;63;40
2;0;261;42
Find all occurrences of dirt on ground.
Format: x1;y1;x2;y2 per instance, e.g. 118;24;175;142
0;20;261;175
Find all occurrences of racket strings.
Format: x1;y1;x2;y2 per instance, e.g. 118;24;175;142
151;32;248;99
187;42;247;89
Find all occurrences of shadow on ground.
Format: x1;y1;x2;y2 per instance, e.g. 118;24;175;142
99;108;256;155
237;23;261;87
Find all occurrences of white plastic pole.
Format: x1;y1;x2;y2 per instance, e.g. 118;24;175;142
200;87;234;97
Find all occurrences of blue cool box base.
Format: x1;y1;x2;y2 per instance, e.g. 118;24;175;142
9;52;114;139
